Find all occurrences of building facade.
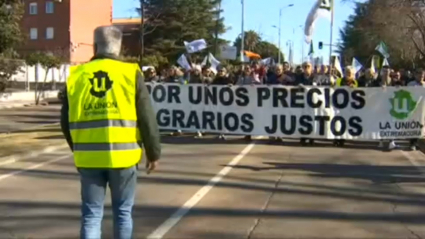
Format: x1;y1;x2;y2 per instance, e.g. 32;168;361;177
20;0;113;63
112;18;141;57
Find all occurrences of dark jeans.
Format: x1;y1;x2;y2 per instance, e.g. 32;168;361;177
78;166;137;239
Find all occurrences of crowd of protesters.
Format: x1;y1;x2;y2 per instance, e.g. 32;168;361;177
143;61;424;151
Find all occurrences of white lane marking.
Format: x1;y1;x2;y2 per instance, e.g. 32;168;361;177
0;159;16;167
0;154;71;182
400;151;425;175
146;141;258;239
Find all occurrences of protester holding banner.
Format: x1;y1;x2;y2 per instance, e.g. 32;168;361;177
377;66;393;87
145;68;159;83
407;69;425;87
405;68;425;150
391;70;404;86
313;65;332;86
336;66;358;87
236;65;262;85
210;66;232;140
189;65;204;84
212;66;232;85
295;62;315;86
164;66;185;84
357;68;376;87
266;64;293;85
202;66;214;84
295;62;315;145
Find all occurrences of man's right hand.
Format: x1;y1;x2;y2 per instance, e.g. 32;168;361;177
146;161;159;174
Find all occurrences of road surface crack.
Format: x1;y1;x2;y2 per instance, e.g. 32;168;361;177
246;157;286;239
392;184;422;239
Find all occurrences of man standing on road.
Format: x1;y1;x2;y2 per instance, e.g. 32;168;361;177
60;26;161;239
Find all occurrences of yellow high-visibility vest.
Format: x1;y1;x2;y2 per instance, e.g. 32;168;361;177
66;59;142;168
336;78;358;88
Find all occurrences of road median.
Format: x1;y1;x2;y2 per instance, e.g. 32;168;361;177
0;124;68;163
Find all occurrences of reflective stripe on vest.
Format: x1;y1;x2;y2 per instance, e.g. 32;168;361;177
67;59;143;168
69;119;137;130
73;142;142;151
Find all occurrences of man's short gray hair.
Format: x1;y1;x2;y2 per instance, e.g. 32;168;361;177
93;26;122;56
345;65;354;73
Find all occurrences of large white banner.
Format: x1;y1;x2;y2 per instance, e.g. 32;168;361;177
146;83;425;140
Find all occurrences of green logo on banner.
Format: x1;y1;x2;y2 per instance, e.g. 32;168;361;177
389;90;417;120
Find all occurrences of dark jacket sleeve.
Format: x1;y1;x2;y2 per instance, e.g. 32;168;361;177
135;71;161;162
60;87;73;151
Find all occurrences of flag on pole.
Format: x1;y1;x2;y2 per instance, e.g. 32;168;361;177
177;54;191;70
184;39;207;53
382;58;390;67
333;55;343;77
352;57;363;74
370;55;380;73
375;41;390;59
304;0;332;44
308;41;314;55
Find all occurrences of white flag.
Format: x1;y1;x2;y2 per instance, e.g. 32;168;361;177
200;53;221;73
201;56;208;66
177;54;191;70
375;41;390;59
304;0;332;44
184;39;207;53
333;55;343;77
208;53;220;74
351;57;363;74
383;58;390;67
260;57;272;66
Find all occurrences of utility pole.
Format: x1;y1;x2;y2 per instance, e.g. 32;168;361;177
139;0;145;65
240;0;245;62
274;4;293;64
278;8;281;63
213;0;222;56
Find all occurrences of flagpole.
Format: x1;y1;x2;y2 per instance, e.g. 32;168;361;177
240;0;245;63
328;0;334;78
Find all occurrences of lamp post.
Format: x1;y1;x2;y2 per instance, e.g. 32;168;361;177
240;0;245;62
298;25;304;62
140;0;145;65
272;4;294;64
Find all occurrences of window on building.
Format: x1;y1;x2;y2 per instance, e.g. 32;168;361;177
45;1;54;14
46;27;54;39
30;28;38;40
29;2;37;15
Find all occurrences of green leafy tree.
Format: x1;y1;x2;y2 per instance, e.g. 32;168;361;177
25;52;64;104
234;30;261;52
255;41;284;63
233;30;284;62
140;0;226;63
0;1;24;93
338;0;423;68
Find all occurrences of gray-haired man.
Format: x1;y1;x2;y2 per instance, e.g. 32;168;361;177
60;25;161;238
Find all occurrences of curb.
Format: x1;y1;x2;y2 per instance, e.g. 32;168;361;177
0;143;69;163
0;122;60;137
0;102;33;109
0;100;51;110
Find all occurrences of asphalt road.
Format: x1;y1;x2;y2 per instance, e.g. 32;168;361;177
0;135;424;238
0;105;60;133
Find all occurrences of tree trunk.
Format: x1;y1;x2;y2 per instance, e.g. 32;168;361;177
36;67;50;105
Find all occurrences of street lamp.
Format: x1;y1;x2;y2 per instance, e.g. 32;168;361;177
274;3;294;64
240;0;245;62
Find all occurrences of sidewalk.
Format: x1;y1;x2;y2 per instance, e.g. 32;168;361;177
0;100;37;109
0;124;68;162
